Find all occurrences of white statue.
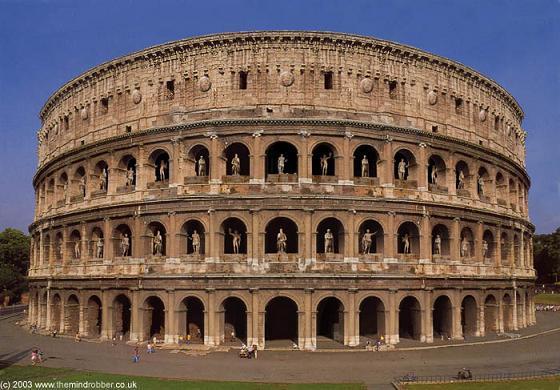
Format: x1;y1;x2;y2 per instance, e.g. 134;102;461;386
324;229;334;253
228;228;241;254
96;238;104;258
320;153;333;176
398;158;409;180
126;167;135;187
361;155;369;178
431;165;438;185
461;236;470;257
277;228;287;253
277;154;287;174
152;230;163;256
478;175;485;195
457;169;465;189
482;239;489;258
433;234;442;255
63;182;68;201
74;240;80;259
158;160;167;181
120;233;130;257
197;156;206;177
100;168;108;190
188;230;201;254
231;153;241;176
402;233;410;254
79;176;86;197
361;229;378;254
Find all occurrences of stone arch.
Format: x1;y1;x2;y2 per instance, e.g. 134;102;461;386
495;172;507;204
316;217;344;255
65;294;80;335
220;297;247;344
461;295;478;337
145;221;167;257
265;216;299;254
57;171;69;203
220;217;247;254
316;297;345;345
508;178;517;209
86;295;102;337
265;296;298;345
460;227;475;259
112;294;131;340
186;144;210;177
397;221;420;255
399;296;422;340
433;295;453;339
142;296;166;341
394;148;417;182
223;142;250;176
353;144;379;178
477;166;490;199
484;294;498;333
117;154;136;188
90;226;104;259
73;166;86;198
177;296;205;343
432;223;451;258
500;231;510;263
359;296;385;342
51;293;62;332
483;229;495;263
502;293;513;331
113;224;132;257
180;219;206;255
311;142;338;176
455;160;470;191
265;141;298;177
68;229;81;261
148;149;170;183
428;154;447;189
358;219;384;255
93;160;109;192
513;234;521;267
54;231;63;264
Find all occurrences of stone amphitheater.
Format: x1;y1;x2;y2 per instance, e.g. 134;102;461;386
27;31;535;349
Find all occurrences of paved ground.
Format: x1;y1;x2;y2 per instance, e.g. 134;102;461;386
1;312;560;389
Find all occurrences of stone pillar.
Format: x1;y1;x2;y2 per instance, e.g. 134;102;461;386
417;142;428;191
61;227;68;266
100;289;112;340
167;212;177;258
129;289;141;341
341;133;352;183
452;291;463;340
304;288;314;350
103;217;112;260
39;230;44;267
59;296;66;333
451;217;460;262
170;138;180;187
419;214;431;263
447;153;456;196
136;144;147;191
206;288;216;345
209;136;220;183
300;132;310;182
250;131;263;183
304;208;314;262
165;289;175;343
249;288;260;347
495;225;502;267
509;232;515;267
382;138;394;187
45;288;52;330
384;211;396;261
520;290;527;328
519;229;525;269
106;152;117;196
48;228;55;267
497;296;504;333
347;289;359;346
477;299;485;337
133;216;142;258
207;209;217;261
346;209;356;260
388;289;398;344
512;288;518;331
476;221;484;264
80;222;88;262
423;289;433;343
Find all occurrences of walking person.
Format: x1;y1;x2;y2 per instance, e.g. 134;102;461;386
132;346;140;363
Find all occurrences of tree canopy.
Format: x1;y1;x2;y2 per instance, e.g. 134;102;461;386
534;227;560;284
0;228;30;303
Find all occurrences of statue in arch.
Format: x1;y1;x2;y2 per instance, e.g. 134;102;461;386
158;160;167;181
152;230;163;256
63;182;68;201
482;239;489;258
361;155;369;178
79;176;86;197
74;240;80;259
478;175;485;196
320;153;333;176
433;234;442;255
461;236;470;257
100;168;108;190
402;233;410;254
457;169;465;189
197;155;206;177
431;165;438;185
228;228;241;254
126;167;135;187
96;238;104;258
398;158;409;180
361;229;378;254
277;154;287;174
277;228;287;253
324;229;334;253
120;233;130;257
231;153;241;176
189;230;201;254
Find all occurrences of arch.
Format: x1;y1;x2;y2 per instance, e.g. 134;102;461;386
177;296;205;343
118;154;136;188
316;297;345;345
477;166;490;198
220;217;247;254
148;149;170;182
145;221;166;256
54;232;63;264
316;217;344;255
51;293;62;332
513;234;521;267
181;219;206;255
86;295;102;337
500;232;510;263
223;142;250;176
399;296;421;340
112;294;131;339
311;142;337;176
68;229;81;260
66;294;80;335
483;230;495;262
265;217;299;254
502;293;513;332
43;234;51;264
187;144;210;177
428;154;447;189
265;141;298;177
508;178;517;209
57;172;69;203
432;224;450;257
397;221;420;255
496;172;507;204
455;160;470;191
114;224;132;257
460;227;475;259
93;160;109;192
359;296;385;343
358;219;384;255
220;297;247;344
484;294;498;333
265;296;298;345
353;144;379;178
73;166;86;198
394;149;417;182
461;295;478;337
90;227;104;259
142;296;166;340
433;295;453;339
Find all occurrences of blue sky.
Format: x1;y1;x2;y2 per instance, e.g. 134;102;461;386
0;0;558;234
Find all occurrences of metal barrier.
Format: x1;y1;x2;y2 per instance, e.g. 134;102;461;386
0;304;27;317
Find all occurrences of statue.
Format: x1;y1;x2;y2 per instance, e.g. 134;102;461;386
74;240;80;259
126;167;135;187
324;229;334;253
277;228;287;253
189;230;201;254
63;182;68;201
461;236;470;257
433;234;442;255
96;238;104;258
197;156;206;177
120;233;130;257
152;230;163;256
402;233;410;254
361;155;369;178
398;158;409;180
100;168;108;190
231;153;241;176
158;160;167;181
478;175;485;196
361;229;378;254
320;153;333;176
228;228;241;254
79;176;86;197
277;154;287;174
457;169;465;189
482;239;489;258
430;165;438;185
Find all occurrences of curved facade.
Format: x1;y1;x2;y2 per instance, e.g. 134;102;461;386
28;31;535;349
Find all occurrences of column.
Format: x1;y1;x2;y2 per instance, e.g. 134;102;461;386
45;287;52;330
419;214;431;263
341;133;352;183
299;132;311;183
206;288;216;345
80;222;88;262
477;298;485;337
209;135;220;183
136;144;147;191
61;227;68;266
304;288;314;350
165;289;175;343
249;209;260;264
129;289;141;341
497;296;504;333
422;289;433;343
417;142;428;191
170;138;180;187
347;289;359;346
167;212;177;258
447;153;456;196
304;209;314;261
249;288;260;347
207;209;217;261
384;211;396;261
346;209;356;260
133;216;142;258
107;151;117;196
512;288;518;331
387;289;398;344
103;217;112;260
476;221;484;263
495;225;502;267
451;217;460;262
519;229;525;269
382;138;394;187
100;289;112;340
452;290;463;340
39;230;44;267
250;131;263;183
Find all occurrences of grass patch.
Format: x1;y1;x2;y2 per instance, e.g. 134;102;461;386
0;365;364;389
404;376;560;389
535;293;560;305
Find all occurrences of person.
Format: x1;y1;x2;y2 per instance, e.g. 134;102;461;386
121;233;130;257
478;175;485;195
186;334;191;344
79;176;86;197
365;340;371;350
158;160;167;181
375;339;381;352
228;228;241;254
152;230;163;256
320;153;332;176
75;332;81;342
434;234;442;255
152;336;157;345
457;169;465;189
252;344;258;360
482;240;489;258
361;155;369;177
126;167;135;187
189;230;200;254
402;233;410;254
361;229;378;254
431;165;438;185
197;156;206;177
277;154;287;174
231;153;241;176
461;236;470;257
147;342;154;354
112;336;117;346
247;344;254;359
178;335;183;345
324;229;334;253
398;158;408;180
100;168;108;190
74;240;80;259
132;346;140;363
277;228;287;253
31;348;42;365
30;323;37;334
96;238;104;258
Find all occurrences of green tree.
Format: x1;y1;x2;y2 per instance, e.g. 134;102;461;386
0;228;30;303
534;227;560;283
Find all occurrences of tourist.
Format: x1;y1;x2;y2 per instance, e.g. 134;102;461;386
187;334;191;344
51;328;57;338
132;346;140;363
147;342;154;354
31;348;42;365
74;332;81;342
247;344;254;359
252;344;258;359
375;339;381;351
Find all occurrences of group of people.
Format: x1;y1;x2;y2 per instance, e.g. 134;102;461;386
365;336;385;351
239;344;258;359
536;304;560;312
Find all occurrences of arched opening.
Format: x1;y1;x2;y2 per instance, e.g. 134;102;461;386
54;232;63;264
223;142;250;177
265;297;298;346
503;294;513;332
265;141;298;179
114;224;132;257
265;217;298;254
432;224;450;258
461;295;478;337
316;217;344;255
353;145;379;179
148;149;170;183
43;234;51;264
91;227;104;259
68;230;81;261
455;161;470;193
483;230;495;263
112;294;131;340
178;297;205;343
358;219;384;255
399;296;421;340
508;178;517;210
433;295;453;339
516;292;524;326
51;293;62;332
220;217;247;255
181;220;205;255
118;155;136;189
312;142;336;177
428;155;447;191
142;296;165;341
359;297;385;343
394;149;417;184
221;297;247;345
525;291;531;324
66;295;80;335
496;172;507;205
47;178;55;205
57;172;68;204
316;297;345;345
186;144;210;178
513;234;521;267
501;232;510;264
93;160;109;193
477;167;490;199
146;221;166;257
484;295;498;333
86;295;102;337
460;227;475;260
397;222;420;256
73;167;86;199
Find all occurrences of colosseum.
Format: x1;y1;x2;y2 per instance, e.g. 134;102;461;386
27;31;535;349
